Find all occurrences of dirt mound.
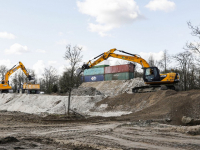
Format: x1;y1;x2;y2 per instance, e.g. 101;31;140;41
80;78;145;96
95;90;200;125
71;87;104;96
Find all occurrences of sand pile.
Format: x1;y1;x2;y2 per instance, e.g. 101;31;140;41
80;78;145;96
0;94;104;115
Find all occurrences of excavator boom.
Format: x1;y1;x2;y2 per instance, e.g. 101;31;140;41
77;48;150;76
4;62;33;83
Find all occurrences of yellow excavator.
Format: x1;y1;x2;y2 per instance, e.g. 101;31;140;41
77;48;180;93
0;62;34;93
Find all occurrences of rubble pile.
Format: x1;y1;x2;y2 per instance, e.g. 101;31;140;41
80;78;146;96
71;87;104;96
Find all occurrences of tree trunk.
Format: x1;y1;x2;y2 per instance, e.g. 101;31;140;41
68;88;71;116
184;63;187;91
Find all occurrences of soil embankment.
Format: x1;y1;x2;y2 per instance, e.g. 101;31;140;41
1;79;200;149
95;90;200;125
1;79;200;125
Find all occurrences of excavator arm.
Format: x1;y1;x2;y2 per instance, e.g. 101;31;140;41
77;48;150;75
109;51;150;68
4;62;32;83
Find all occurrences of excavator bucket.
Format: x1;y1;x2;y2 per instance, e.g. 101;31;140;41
28;75;35;81
76;68;83;76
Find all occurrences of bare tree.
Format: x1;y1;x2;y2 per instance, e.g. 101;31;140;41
148;54;155;67
42;66;58;94
0;65;8;80
11;74;18;92
64;45;83;115
59;69;82;93
185;22;200;54
10;68;37;92
173;51;193;91
158;50;171;73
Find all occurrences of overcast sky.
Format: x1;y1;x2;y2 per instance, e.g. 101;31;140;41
0;0;199;78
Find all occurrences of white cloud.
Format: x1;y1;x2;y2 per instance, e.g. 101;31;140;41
58;65;65;75
0;32;16;39
59;32;64;36
56;39;68;45
139;51;164;61
77;0;142;36
48;61;57;66
0;59;13;69
36;49;46;53
33;60;45;78
5;43;29;55
145;0;175;12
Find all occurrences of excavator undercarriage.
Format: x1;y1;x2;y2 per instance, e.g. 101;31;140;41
132;84;180;93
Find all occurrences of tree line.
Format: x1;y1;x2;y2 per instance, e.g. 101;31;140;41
0;22;200;92
0;45;83;94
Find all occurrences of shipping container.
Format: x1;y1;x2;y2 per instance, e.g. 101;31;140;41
83;67;104;76
92;65;109;68
81;76;84;82
104;64;135;74
105;72;134;81
84;74;104;82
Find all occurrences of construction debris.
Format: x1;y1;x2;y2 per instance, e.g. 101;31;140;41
80;77;146;96
71;87;104;96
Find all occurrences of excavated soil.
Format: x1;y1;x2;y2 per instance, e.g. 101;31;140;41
1;78;200;149
95;90;200;125
0;111;200;150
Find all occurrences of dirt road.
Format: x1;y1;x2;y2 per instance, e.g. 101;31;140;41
0;111;200;150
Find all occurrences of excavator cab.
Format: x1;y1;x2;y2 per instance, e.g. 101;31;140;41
143;67;161;83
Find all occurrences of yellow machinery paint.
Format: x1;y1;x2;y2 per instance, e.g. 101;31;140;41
23;83;40;90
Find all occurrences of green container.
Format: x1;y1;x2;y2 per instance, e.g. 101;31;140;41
92;65;109;68
105;72;134;81
84;67;105;76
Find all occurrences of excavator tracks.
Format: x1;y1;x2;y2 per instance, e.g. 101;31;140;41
132;85;179;93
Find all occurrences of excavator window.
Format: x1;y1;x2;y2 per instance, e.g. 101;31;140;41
150;69;154;75
143;67;160;82
145;68;154;76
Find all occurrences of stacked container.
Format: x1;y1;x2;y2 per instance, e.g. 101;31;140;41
82;64;135;82
83;65;107;82
104;64;135;81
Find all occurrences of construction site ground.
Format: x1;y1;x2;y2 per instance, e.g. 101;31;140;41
1;79;200;149
1;111;200;150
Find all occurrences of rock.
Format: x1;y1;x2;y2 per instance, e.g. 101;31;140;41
182;116;193;124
